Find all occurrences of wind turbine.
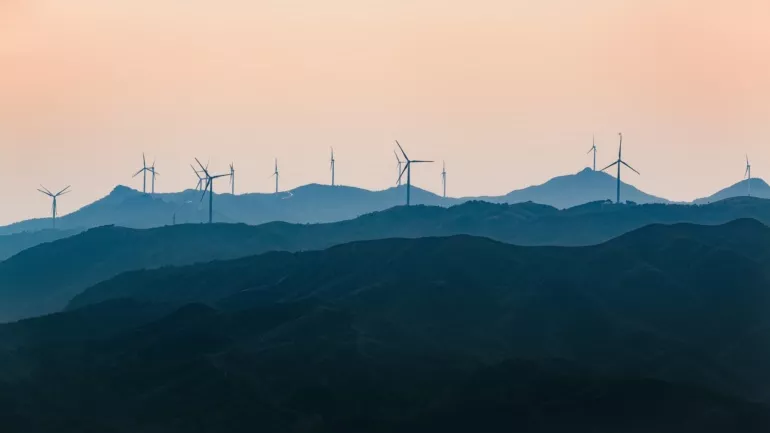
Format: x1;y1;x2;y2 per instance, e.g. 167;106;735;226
191;164;205;191
745;155;752;197
394;150;403;186
195;158;231;224
37;185;71;229
600;132;640;204
271;158;280;193
330;147;336;186
230;163;236;195
441;161;447;198
396;140;433;206
587;135;597;171
149;160;159;194
132;153;151;193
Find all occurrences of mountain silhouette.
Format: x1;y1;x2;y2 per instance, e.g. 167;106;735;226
481;168;669;208
694;178;770;204
69;220;770;403
0;170;666;235
7;198;770;321
1;221;770;432
0;229;80;262
0;184;453;235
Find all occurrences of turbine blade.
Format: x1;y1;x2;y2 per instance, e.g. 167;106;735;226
57;185;71;196
395;140;409;162
393;150;401;163
40;185;53;195
143;153;146;167
132;168;144;177
599;160;619;172
411;160;434;163
37;188;53;197
621;160;640;175
195;158;210;177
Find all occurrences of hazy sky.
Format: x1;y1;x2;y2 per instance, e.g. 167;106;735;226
1;0;769;225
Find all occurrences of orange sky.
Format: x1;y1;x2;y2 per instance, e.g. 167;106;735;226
1;0;769;224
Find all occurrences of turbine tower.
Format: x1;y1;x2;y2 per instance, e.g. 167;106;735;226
330;147;336;186
587;135;597;171
600;132;640;204
37;185;71;229
230;163;236;195
441;161;447;198
394;150;403;186
132;153;151;193
745;155;752;197
396;140;433;206
149;160;159;194
271;158;280;193
195;158;231;224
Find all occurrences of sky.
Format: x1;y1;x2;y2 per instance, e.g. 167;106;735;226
0;0;769;225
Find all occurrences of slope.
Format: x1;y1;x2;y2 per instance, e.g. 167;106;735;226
8;197;770;321
71;220;770;403
0;170;669;235
0;229;81;262
484;168;669;208
694;178;770;204
2;221;770;431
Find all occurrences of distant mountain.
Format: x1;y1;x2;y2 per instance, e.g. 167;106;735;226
7;197;770;322
0;184;454;235
0;186;210;235
482;168;669;208
0;170;669;235
2;221;770;432
694;178;770;204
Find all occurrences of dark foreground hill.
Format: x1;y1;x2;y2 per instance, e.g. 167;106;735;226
6;197;770;321
1;220;770;432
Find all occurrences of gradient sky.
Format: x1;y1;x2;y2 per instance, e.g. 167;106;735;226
1;0;769;225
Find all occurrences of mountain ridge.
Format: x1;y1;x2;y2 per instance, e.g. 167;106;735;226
0;169;667;235
7;198;770;321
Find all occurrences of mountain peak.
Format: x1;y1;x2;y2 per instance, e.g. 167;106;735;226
694;178;770;204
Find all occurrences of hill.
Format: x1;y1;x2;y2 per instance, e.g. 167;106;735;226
485;168;669;208
7;197;770;321
1;221;770;431
0;229;81;262
69;220;770;403
694;178;770;204
0;170;667;235
0;184;453;235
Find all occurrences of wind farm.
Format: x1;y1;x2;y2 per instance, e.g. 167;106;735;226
4;3;769;432
9;133;766;234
